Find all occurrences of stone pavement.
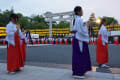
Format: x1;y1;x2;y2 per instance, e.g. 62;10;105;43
0;63;120;80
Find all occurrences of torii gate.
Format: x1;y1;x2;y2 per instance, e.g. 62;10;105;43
44;11;74;37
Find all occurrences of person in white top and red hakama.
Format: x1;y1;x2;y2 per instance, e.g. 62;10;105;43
72;6;91;79
20;27;27;61
5;14;24;74
97;19;112;68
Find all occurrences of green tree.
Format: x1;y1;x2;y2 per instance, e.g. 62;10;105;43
0;10;13;26
54;21;70;28
29;15;48;29
18;17;29;28
103;16;118;25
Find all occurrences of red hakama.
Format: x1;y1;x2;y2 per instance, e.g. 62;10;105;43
96;35;108;64
21;39;26;61
7;33;24;71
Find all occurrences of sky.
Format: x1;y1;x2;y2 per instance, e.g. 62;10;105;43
0;0;120;23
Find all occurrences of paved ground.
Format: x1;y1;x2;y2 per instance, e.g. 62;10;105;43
0;44;120;80
0;44;120;68
0;63;120;80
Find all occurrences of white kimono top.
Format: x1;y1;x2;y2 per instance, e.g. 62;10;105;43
74;16;89;43
98;25;110;46
5;21;24;46
73;16;89;52
20;32;27;44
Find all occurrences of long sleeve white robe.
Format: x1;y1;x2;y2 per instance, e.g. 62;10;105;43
98;25;110;46
19;31;27;44
5;21;17;46
5;21;25;46
73;16;89;52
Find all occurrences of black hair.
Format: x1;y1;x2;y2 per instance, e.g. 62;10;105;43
74;6;82;15
73;6;82;25
99;18;106;29
9;13;18;22
73;19;75;26
21;26;24;30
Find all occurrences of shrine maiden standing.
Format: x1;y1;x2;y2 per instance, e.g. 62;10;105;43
96;19;112;68
72;6;91;79
20;27;27;61
5;14;24;74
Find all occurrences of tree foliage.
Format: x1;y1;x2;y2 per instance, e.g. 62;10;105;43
0;9;118;29
103;16;118;25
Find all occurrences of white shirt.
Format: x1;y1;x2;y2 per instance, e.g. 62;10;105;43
5;21;23;46
74;16;89;43
98;25;110;45
20;32;27;44
5;21;17;46
73;16;89;52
